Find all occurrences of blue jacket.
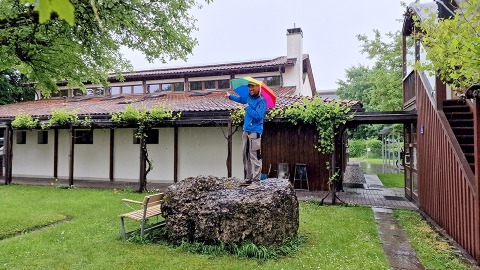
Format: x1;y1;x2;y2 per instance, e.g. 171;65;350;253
229;94;267;134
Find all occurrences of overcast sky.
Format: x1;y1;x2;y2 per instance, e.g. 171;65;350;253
123;0;417;91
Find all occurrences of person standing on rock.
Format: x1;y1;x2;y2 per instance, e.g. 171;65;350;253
226;81;267;190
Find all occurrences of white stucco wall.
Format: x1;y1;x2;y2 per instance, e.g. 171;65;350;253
74;129;110;179
113;128;140;181
113;128;175;183
177;127;243;180
302;74;313;97
12;130;54;178
144;128;175;182
11;126;244;182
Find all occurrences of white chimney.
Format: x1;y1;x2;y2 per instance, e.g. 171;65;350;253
283;28;308;96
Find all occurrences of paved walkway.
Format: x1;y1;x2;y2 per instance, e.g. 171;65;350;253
295;174;418;210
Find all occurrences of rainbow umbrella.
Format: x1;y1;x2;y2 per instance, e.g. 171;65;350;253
231;77;277;108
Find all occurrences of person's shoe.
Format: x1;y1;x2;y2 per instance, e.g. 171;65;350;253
246;182;260;190
238;180;252;186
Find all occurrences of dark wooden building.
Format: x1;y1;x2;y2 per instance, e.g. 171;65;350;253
403;1;480;262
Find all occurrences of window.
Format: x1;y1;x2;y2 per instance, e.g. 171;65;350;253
87;87;104;96
73;89;84;96
204;81;215;90
121;86;132;94
173;82;184;92
16;131;26;144
148;84;160;93
111;86;121;95
74;130;93;144
190;81;202;91
133;85;144;94
266;76;281;86
52;89;69;97
38;131;48;144
161;84;172;91
218;79;230;89
133;129;159;144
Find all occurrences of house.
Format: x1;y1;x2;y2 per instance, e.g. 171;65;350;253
403;1;480;261
0;28;362;191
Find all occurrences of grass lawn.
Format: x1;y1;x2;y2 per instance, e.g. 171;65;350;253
0;185;389;270
349;157;383;164
377;173;405;188
394;210;472;270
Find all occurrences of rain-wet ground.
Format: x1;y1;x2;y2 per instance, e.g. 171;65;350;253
351;158;404;174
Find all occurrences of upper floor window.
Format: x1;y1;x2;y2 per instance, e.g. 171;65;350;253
173;82;184;92
189;81;202;91
109;85;143;95
52;89;69;98
204;81;215;90
148;82;184;93
254;76;281;86
266;76;281;86
218;79;230;89
86;87;105;96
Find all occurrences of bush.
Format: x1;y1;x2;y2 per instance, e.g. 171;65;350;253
348;140;366;157
348;139;382;158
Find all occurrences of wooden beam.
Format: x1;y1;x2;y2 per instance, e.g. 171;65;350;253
435;77;446;111
4;123;12;184
53;129;58;178
69;126;75;186
174;126;178;183
227;121;232;177
109;128;114;181
139;136;146;188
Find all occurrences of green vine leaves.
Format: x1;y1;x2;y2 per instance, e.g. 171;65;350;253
11;109;92;129
11;114;39;129
110;104;180;126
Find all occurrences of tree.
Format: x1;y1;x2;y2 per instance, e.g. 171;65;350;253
0;70;36;104
337;30;403;140
416;0;480;90
0;0;210;96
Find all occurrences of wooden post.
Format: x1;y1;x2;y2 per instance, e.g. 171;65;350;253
138;132;146;191
174;126;178;183
69;126;75;187
227;121;232;177
53;129;58;178
109;128;114;181
402;35;408;79
435;78;446;111
4;122;13;184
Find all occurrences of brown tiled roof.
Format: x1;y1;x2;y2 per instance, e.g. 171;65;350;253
116;56;297;79
0;86;361;119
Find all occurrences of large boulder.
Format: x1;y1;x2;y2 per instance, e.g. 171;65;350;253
161;176;299;247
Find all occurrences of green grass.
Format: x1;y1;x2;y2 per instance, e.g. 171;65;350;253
377;173;405;188
0;185;389;270
349;157;383;164
394;209;472;270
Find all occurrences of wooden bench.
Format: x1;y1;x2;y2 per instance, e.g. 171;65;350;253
120;193;165;239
